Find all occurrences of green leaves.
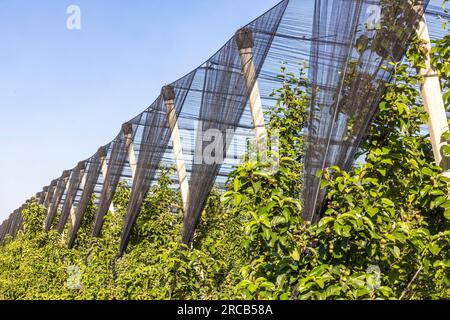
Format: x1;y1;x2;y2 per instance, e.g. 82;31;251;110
233;177;240;192
291;249;300;262
443;145;450;157
444;208;450;221
429;242;442;256
422;167;435;177
381;198;394;207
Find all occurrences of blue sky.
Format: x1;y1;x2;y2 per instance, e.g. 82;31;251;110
0;0;280;220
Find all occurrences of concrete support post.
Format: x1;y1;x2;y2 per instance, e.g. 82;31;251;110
66;162;86;230
44;180;57;208
417;16;450;176
97;146;115;213
57;162;86;234
162;85;190;215
44;170;70;231
36;192;43;204
122;122;137;180
236;27;267;149
39;187;48;205
70;169;87;225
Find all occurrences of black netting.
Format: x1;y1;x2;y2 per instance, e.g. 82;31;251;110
303;0;430;222
4;214;12;239
119;72;195;254
0;220;6;242
45;171;70;231
3;0;446;250
92;135;129;237
56;162;86;233
36;192;43;205
43;179;58;209
1;207;23;240
7;213;14;236
13;208;23;238
182;0;289;244
68;148;105;248
6;212;15;236
2;216;11;241
38;186;49;205
9;209;19;238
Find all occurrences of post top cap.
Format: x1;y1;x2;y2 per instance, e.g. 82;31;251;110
97;146;108;158
76;161;86;170
122;122;133;135
235;27;254;50
162;85;175;101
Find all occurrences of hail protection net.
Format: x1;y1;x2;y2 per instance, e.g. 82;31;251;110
303;0;431;222
0;220;6;242
3;0;447;250
3;213;13;240
7;214;14;237
2;216;11;241
1;207;23;241
45;171;70;231
181;0;289;244
13;208;23;238
9;208;20;239
39;186;49;205
68;149;105;248
92;136;129;237
57;163;86;233
37;191;44;205
119;72;196;254
43;180;58;209
7;211;16;237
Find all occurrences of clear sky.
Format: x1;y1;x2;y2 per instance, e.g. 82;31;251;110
0;0;280;220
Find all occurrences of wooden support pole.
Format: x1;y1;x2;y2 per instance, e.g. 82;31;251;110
162;85;190;215
236;28;267;149
417;16;450;176
122;122;137;180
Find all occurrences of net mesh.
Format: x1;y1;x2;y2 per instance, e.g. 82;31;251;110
119;72;196;253
92;135;129;237
56;162;86;233
43;180;58;209
2;0;447;249
44;171;70;231
303;0;431;222
68;149;105;248
181;0;289;244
